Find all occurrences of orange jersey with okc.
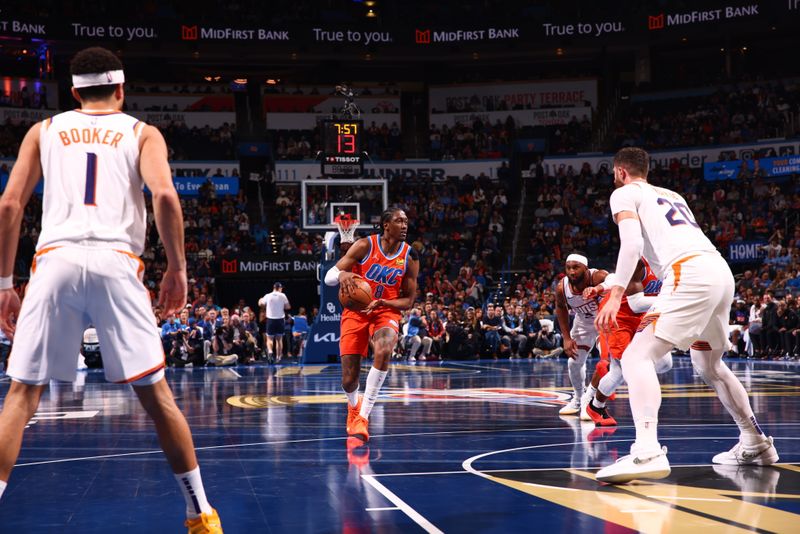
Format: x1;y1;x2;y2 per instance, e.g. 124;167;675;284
351;233;411;301
340;234;411;357
599;258;662;360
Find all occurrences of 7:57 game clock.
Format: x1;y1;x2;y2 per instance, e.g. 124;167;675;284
321;120;364;177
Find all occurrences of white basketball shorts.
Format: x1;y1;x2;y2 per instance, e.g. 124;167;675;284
570;319;597;352
7;246;165;384
640;252;734;352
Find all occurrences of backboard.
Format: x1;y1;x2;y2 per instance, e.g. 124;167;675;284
300;178;388;230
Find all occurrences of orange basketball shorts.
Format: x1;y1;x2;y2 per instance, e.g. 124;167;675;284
598;296;643;360
340;308;401;358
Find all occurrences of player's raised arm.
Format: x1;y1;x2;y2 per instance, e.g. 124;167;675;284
139;125;186;316
0;122;42;338
324;237;370;295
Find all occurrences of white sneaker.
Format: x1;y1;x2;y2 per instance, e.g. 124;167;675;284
712;436;779;466
579;389;594;421
408;356;416;362
559;397;580;415
596;445;670;484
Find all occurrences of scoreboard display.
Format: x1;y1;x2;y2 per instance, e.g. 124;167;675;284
321;120;364;177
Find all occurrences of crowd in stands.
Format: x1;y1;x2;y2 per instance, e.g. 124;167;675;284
160;122;236;160
0;86;51;109
613;79;800;150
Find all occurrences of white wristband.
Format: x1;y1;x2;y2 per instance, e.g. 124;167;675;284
0;276;12;290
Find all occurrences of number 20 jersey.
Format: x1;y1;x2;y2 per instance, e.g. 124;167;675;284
609;181;717;279
38;110;147;255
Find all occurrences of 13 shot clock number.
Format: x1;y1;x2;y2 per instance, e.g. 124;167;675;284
321;119;364;177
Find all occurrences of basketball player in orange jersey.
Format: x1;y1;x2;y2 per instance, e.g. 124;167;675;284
579;259;665;427
324;208;419;443
0;48;221;533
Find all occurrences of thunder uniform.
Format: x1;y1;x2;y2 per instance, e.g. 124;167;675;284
7;110;166;384
340;234;411;357
562;269;601;351
599;258;662;360
610;181;732;351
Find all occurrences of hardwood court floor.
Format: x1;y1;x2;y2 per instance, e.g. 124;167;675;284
1;356;798;532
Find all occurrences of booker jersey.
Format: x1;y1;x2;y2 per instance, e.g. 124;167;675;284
610;182;717;279
38;110;147;255
562;268;600;321
352;234;411;303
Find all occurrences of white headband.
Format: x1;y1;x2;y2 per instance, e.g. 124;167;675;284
72;70;125;89
566;253;588;266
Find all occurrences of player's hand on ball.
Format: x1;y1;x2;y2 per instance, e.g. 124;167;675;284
338;271;359;297
362;299;384;315
159;269;188;317
0;288;20;340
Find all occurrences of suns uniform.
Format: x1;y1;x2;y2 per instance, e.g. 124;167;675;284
340;234;411;357
7;110;165;384
562;269;601;351
610;181;732;351
598;258;662;360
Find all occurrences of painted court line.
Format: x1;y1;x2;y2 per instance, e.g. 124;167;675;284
365;506;400;511
362;474;444;534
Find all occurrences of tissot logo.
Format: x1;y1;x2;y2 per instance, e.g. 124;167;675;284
648;14;665;30
415;29;431;44
181;25;198;40
221;259;238;273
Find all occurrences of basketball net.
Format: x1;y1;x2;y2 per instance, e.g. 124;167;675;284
333;214;359;244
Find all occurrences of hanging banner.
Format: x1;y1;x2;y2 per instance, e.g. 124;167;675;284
275;159;507;182
431;107;591;128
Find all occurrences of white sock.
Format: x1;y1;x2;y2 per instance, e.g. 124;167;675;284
633;416;660;451
0;479;6;499
689;348;766;447
592;398;606;409
567;350;588;398
359;367;388;420
174;466;213;518
583;384;596;401
344;384;360;408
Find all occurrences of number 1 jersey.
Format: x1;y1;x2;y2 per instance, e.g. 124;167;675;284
609;181;717;279
38;110;147;255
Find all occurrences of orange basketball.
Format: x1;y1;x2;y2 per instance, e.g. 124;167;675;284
339;277;373;311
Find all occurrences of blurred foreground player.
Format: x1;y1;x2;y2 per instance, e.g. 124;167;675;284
324;208;419;442
0;47;221;532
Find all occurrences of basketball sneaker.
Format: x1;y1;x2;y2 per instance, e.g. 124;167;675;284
585;402;617;427
579;389;595;421
711;436;779;466
558;396;580;415
346;398;362;435
349;415;370;443
185;508;223;534
595;444;670;484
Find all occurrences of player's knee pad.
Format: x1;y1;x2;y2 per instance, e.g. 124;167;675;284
598;359;623;396
690;349;723;382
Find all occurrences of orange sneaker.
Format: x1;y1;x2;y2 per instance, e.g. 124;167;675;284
346;398;362;434
349;414;370;443
185;508;223;534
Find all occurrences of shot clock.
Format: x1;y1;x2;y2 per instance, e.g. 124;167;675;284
321;119;364;177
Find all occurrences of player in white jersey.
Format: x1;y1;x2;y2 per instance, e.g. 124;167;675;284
595;147;777;484
554;253;607;415
0;48;222;532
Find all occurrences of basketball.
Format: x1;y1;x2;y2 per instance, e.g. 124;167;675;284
339;277;373;311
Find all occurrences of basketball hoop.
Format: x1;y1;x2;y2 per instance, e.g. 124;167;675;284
334;214;359;244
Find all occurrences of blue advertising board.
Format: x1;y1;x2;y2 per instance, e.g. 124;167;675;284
705;155;800;181
727;240;767;264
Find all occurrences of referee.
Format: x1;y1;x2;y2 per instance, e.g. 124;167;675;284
259;282;291;362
